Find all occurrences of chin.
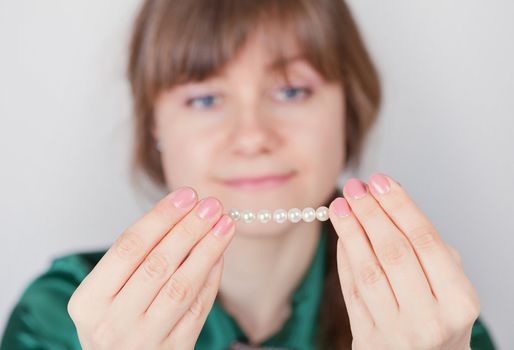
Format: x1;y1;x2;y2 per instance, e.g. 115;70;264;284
232;220;297;237
215;175;313;208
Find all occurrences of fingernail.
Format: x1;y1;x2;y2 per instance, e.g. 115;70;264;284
212;215;234;237
169;187;197;209
196;197;221;219
344;178;368;199
332;197;351;217
369;173;391;195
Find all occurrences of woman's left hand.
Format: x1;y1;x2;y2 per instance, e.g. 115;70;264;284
328;173;479;350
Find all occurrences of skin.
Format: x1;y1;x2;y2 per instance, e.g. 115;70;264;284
330;175;479;350
67;29;479;349
151;29;345;343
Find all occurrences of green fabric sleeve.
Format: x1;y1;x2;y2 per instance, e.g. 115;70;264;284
0;249;498;350
470;316;497;350
0;251;104;350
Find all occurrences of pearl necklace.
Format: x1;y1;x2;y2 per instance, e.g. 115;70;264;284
227;206;329;224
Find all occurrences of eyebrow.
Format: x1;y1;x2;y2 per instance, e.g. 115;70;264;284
180;53;310;88
267;54;307;71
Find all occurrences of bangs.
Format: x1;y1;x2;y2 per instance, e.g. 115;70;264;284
128;0;382;227
133;0;344;104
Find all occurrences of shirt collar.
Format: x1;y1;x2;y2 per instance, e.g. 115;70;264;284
196;221;328;350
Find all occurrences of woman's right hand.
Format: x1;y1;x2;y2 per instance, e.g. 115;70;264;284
67;186;236;350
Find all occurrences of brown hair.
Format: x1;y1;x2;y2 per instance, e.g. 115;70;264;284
127;0;381;348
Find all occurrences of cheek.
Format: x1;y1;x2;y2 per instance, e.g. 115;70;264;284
305;86;345;161
311;122;344;173
161;128;212;186
294;105;345;185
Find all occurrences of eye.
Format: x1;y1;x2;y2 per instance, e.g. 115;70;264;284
274;86;312;102
185;94;220;109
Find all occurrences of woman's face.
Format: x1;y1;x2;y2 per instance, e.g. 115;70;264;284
152;31;346;236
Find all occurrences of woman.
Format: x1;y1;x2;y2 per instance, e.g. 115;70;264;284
0;0;497;349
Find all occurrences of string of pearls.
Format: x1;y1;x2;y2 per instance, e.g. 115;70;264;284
227;206;330;224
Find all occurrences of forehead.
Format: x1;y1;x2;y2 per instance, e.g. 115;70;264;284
219;44;320;85
213;28;318;78
241;29;301;65
161;28;323;98
200;57;321;90
163;54;319;101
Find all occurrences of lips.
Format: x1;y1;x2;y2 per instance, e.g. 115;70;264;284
222;171;296;190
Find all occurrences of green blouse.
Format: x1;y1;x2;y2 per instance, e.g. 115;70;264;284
1;222;497;349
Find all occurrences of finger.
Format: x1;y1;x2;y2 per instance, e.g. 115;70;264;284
336;237;375;335
163;255;224;349
342;178;435;313
144;214;235;341
77;187;198;300
329;197;398;326
367;173;466;303
446;243;462;266
112;197;224;315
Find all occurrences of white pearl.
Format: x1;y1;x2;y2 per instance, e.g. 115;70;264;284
242;210;255;223
228;206;330;223
273;209;288;223
288;208;302;223
257;209;272;223
228;208;241;221
302;207;316;222
316;206;329;221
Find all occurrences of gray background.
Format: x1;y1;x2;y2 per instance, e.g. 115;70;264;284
1;0;512;348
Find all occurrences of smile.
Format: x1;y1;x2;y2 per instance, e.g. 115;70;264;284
222;171;296;191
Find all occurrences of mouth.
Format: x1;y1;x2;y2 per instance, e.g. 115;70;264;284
222;171;296;191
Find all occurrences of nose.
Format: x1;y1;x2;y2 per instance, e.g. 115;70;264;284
230;101;279;156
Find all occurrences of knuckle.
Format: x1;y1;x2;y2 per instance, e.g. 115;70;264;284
377;237;411;265
410;317;447;348
337;253;353;275
114;229;144;261
173;221;188;236
173;221;199;245
67;287;88;323
165;271;193;302
359;203;381;221
348;284;361;303
142;250;170;279
67;295;79;320
91;320;118;349
409;225;440;251
388;194;411;215
470;289;481;316
455;294;481;327
188;297;204;319
163;338;180;350
447;244;462;265
130;337;148;350
152;198;173;218
203;270;220;291
358;260;383;286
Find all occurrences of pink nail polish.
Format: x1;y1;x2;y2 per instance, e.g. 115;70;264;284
332;197;351;217
169;187;197;209
212;215;234;237
196;197;221;219
344;178;368;199
369;173;391;195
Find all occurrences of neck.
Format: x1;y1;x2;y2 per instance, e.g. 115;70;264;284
218;220;322;345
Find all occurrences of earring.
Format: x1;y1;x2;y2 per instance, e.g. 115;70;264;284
155;140;162;152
